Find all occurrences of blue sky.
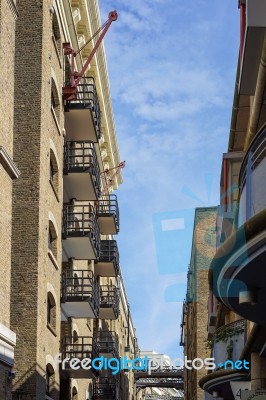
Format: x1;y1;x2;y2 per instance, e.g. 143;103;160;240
99;0;239;358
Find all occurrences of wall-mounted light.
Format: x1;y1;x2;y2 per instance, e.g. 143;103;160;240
8;370;16;380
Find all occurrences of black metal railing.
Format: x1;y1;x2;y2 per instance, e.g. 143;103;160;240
96;195;119;232
62;204;101;258
61;269;100;314
213;319;246;366
66;77;101;140
145;396;183;400
238;126;266;224
179;301;186;347
61;336;98;363
98;240;119;273
64;141;101;198
239;126;266;192
93;331;119;356
93;378;118;399
100;285;120;315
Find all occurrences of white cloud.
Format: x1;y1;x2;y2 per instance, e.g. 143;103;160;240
99;0;239;358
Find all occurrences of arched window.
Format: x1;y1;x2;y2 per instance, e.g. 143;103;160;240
48;228;53;251
52;11;61;55
46;363;55;396
72;387;78;400
49;148;59;196
48;219;57;258
86;383;92;400
47;292;56;332
50;159;55;181
51;79;60;121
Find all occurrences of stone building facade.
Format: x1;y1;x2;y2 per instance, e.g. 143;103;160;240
0;0;138;399
182;207;217;400
0;0;19;399
185;1;266;399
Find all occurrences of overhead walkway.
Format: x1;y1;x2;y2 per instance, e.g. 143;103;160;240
145;395;183;400
135;367;184;391
135;367;184;379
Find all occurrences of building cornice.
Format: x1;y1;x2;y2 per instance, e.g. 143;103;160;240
83;0;122;187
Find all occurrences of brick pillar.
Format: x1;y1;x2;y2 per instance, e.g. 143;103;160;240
10;0;43;398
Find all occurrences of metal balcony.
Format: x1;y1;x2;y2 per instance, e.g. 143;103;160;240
61;270;99;318
95;240;120;277
212;319;246;368
63;141;101;202
64;77;101;142
93;377;119;400
199;320;248;399
210;127;266;325
238;127;266;226
62;204;100;261
61;336;98;378
93;331;119;358
99;285;120;320
96;195;119;234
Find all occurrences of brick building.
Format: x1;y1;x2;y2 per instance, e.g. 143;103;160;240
0;0;138;399
181;1;266;399
181;207;217;400
0;1;19;399
200;1;266;397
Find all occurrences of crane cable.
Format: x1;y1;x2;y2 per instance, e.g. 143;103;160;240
76;19;109;56
100;161;126;198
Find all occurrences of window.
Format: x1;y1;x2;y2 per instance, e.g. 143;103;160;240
72;387;78;400
47;292;56;333
48;228;53;252
52;12;61;55
51;91;56;110
86;383;92;400
47;295;52;325
51;80;60;121
50;160;54;182
48;220;57;258
46;364;55;397
49;149;59;198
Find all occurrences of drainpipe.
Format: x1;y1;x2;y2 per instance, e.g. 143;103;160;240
223;158;228;211
244;35;266;150
239;2;246;62
229;1;245;151
228;59;241;152
127;303;130;349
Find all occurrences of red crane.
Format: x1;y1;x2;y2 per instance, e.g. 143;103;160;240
100;161;126;197
62;10;118;101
